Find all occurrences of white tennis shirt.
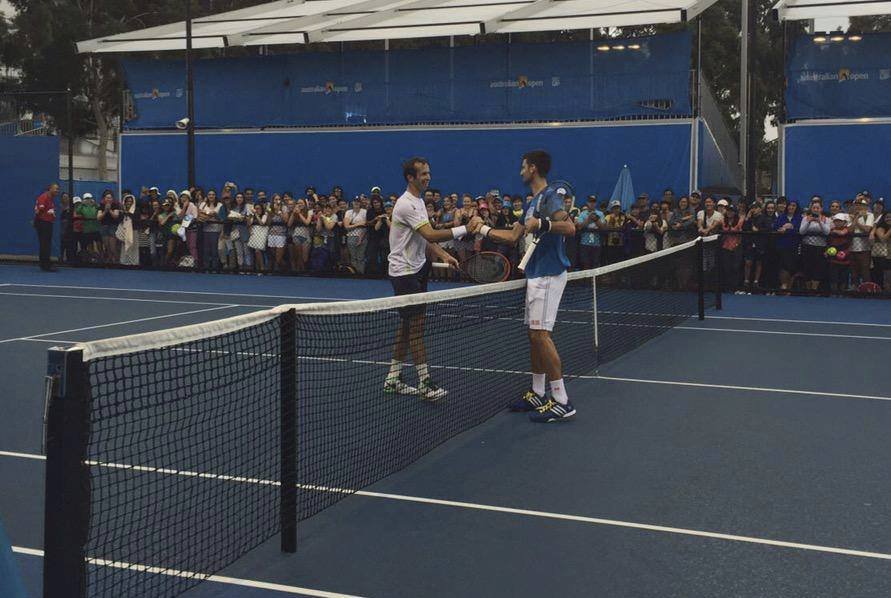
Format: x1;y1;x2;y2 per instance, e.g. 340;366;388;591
388;190;430;277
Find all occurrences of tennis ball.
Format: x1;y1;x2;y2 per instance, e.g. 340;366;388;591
171;224;181;234
825;246;837;257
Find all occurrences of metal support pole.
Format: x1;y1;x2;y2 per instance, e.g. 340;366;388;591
740;0;750;201
697;238;706;320
185;0;196;189
744;0;757;204
66;88;74;199
715;236;723;310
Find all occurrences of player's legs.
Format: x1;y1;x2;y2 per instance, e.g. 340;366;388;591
528;329;561;382
512;273;573;420
385;264;446;400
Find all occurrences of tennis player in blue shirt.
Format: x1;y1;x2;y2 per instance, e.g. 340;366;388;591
470;150;576;422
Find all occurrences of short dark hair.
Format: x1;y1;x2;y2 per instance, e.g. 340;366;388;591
403;157;429;182
522;150;551;177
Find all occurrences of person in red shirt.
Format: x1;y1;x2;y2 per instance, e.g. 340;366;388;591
34;183;60;271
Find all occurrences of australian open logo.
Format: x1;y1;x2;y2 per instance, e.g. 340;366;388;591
797;69;869;83
300;81;350;94
837;68;868;82
489;75;544;89
134;88;171;100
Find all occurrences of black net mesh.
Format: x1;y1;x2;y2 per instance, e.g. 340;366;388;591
596;240;716;365
293;275;596;519
58;238;716;597
83;318;283;597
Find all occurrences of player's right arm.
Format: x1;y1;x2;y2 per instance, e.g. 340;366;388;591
396;199;471;243
480;221;525;245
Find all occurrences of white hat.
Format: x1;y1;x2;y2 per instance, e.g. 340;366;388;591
166;189;177;198
149;186;159;192
717;199;730;207
82;192;93;200
832;213;848;222
609;199;621;208
72;196;82;204
180;190;192;199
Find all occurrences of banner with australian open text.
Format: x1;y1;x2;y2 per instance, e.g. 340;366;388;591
120;32;691;129
787;32;891;120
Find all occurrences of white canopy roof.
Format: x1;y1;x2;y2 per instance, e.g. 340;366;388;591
772;0;891;21
77;0;716;53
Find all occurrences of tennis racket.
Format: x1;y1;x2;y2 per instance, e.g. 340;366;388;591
432;251;511;284
518;179;574;273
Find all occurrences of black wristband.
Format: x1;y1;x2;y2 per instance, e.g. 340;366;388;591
539;218;551;234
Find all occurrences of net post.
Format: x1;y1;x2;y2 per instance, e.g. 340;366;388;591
697;237;705;320
591;273;599;371
43;347;89;598
715;234;723;310
280;308;298;554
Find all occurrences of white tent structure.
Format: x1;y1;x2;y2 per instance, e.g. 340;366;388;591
77;0;717;54
772;0;891;22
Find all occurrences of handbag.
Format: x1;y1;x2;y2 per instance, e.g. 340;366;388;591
115;222;127;242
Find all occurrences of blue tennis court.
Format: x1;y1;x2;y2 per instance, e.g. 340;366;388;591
2;263;891;597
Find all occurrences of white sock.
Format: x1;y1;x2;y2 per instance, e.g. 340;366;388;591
532;373;546;397
387;360;403;381
416;363;430;383
550;379;568;405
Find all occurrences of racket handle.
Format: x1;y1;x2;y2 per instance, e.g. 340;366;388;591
431;261;451;269
517;240;537;272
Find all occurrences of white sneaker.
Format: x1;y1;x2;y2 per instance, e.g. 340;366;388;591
383;376;419;396
418;379;448;402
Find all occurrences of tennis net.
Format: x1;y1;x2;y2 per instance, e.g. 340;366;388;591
43;235;717;598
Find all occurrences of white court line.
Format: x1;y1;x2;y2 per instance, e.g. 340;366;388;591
10;546;365;598
0;305;242;344
592;376;891;402
674;326;891;341
708;315;891;328
3;450;891;563
0;290;274;308
3;283;351;302
16;344;886;404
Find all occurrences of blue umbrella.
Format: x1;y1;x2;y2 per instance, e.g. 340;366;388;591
610;164;635;212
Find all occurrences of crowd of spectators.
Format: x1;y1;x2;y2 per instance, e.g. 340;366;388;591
52;182;890;293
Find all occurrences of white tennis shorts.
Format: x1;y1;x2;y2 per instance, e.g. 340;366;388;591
524;271;568;332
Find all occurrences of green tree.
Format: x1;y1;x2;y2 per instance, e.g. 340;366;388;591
3;1;262;179
850;15;891;32
621;0;801;190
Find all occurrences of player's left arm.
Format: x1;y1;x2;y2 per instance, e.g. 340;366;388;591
526;209;576;236
427;241;458;267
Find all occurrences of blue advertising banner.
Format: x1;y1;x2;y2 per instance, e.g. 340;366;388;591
120;122;692;207
787;32;891;120
122;32;691;129
784;121;891;202
0;136;59;255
